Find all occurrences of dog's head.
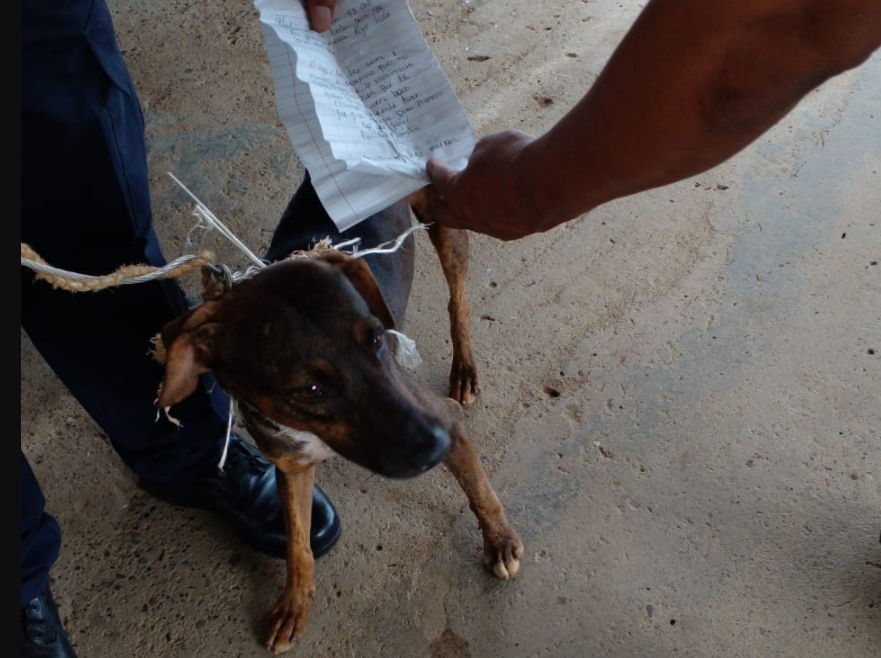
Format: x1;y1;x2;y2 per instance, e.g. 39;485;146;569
158;251;450;478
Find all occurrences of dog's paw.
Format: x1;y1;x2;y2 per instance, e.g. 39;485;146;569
450;360;481;406
482;528;524;580
264;585;316;654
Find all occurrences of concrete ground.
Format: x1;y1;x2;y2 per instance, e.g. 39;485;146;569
21;1;880;656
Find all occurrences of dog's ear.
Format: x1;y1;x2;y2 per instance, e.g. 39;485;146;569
157;301;222;409
316;251;397;331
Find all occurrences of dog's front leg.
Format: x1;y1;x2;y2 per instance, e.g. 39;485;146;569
409;191;480;406
427;224;481;405
439;398;524;578
264;462;316;654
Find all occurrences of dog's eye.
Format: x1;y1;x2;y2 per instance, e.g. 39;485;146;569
373;331;384;348
295;384;323;400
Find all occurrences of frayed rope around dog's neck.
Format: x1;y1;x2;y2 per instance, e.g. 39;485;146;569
168;171;426;372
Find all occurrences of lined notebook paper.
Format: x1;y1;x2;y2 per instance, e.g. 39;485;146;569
256;0;476;231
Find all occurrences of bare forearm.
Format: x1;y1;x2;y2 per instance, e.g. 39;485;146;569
519;0;881;226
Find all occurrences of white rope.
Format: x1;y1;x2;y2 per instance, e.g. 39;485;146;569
169;170;426;266
168;173;266;269
218;398;236;471
347;223;427;259
333;237;362;250
20;253;208;285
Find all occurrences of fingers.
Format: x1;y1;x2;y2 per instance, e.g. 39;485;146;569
424;158;465;228
304;0;336;32
426;158;455;188
424;159;515;239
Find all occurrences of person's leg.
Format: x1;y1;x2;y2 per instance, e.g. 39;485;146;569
21;453;61;607
21;0;228;481
21;453;77;657
21;0;338;558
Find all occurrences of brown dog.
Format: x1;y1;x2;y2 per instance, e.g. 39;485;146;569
156;176;522;654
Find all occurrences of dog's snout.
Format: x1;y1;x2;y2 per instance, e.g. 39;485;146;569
415;424;451;473
375;421;450;479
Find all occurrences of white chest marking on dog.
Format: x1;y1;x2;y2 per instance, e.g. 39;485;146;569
276;427;337;464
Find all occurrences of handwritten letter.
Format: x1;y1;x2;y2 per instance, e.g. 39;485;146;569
256;0;475;230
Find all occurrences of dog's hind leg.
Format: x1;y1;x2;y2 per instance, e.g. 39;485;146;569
262;461;317;654
408;190;480;405
438;397;523;578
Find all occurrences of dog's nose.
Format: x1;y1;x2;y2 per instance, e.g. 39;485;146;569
373;419;452;479
413;424;451;473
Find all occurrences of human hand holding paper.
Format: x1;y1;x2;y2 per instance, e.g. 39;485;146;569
257;0;475;230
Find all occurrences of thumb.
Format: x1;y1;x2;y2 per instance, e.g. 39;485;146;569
306;1;335;32
426;158;456;187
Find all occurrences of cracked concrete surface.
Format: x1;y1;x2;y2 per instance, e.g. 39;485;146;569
21;1;880;656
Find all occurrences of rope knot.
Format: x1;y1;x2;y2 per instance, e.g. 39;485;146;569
201;263;236;301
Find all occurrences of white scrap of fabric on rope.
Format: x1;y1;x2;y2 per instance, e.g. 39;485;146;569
386;329;422;369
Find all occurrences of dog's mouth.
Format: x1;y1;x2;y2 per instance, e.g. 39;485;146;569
238;402;335;463
237;401;285;437
236;400;450;477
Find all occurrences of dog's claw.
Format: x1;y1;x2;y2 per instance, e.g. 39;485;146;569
483;530;524;581
493;556;512;580
450;360;481;406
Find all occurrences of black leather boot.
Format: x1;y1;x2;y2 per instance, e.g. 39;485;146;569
140;433;341;558
21;586;77;658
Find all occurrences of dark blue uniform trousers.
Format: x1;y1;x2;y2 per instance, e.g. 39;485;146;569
21;0;229;605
